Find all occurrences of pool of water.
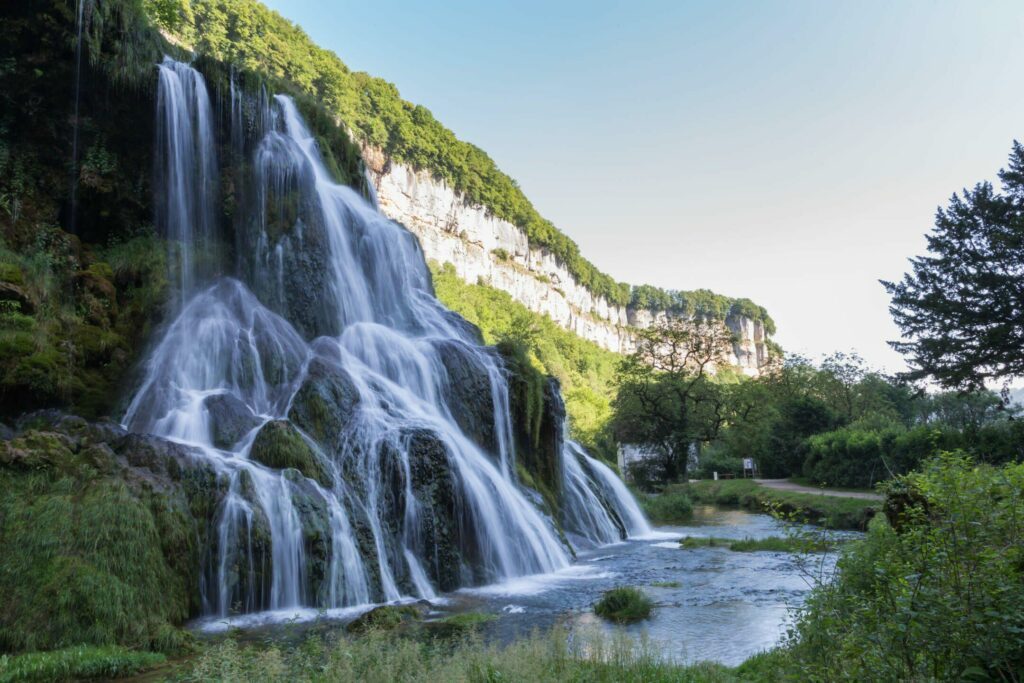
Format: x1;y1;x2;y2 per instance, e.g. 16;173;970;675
192;505;848;666
454;505;845;665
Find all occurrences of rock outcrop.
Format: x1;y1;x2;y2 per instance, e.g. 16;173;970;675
364;149;772;375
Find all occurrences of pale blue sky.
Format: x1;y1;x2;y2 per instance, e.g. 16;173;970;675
264;0;1024;373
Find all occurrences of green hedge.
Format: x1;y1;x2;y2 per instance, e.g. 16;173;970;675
803;422;1024;489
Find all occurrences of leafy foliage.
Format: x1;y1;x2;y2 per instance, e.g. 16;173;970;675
636;489;694;523
789;455;1024;680
884;141;1024;390
613;317;738;481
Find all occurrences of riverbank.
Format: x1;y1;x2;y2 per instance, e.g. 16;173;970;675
755;478;882;501
680;479;878;530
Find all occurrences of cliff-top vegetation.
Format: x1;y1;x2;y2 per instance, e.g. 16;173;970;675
143;0;773;329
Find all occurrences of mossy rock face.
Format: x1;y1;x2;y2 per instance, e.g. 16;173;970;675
404;428;472;591
287;358;360;455
213;468;274;614
0;413;225;653
0;281;35;315
433;339;497;457
249;420;331;487
346;603;427;634
282;469;333;601
204;393;260;450
0;263;25;285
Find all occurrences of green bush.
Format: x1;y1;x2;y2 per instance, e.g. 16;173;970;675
593;587;654;624
789;454;1024;680
637;489;694;523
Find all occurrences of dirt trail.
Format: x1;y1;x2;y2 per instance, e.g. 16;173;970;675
756;479;883;501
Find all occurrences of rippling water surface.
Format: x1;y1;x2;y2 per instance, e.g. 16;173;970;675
459;504;847;665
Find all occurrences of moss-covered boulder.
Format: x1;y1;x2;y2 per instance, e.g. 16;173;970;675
346;603;427;634
281;468;333;602
204;393;260;450
0;414;226;654
287;357;360;455
218;468;274;613
249;420;331;487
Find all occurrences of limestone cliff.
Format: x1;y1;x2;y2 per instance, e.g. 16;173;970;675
363;149;772;375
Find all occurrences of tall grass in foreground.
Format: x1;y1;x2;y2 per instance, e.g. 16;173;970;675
0;646;164;682
177;628;783;683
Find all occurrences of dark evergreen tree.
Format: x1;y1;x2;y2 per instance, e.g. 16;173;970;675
883;142;1024;390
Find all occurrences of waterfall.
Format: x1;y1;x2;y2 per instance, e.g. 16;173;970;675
562;439;652;546
129;58;658;617
155;57;218;300
127;58;650;619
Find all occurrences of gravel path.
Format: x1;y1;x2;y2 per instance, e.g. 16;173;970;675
755;479;883;501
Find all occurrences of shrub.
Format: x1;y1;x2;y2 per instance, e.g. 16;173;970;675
789;454;1024;680
637;489;693;523
593;587;653;623
491;248;510;261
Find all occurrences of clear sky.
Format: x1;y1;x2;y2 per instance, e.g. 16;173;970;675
264;0;1024;373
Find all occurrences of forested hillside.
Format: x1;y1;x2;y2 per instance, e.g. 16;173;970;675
144;0;773;328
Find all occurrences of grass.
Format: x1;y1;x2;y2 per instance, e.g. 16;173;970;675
0;427;202;654
593;587;654;624
683;479;877;530
178;627;786;682
0;646;165;682
650;581;681;588
636;490;694;523
679;536;833;552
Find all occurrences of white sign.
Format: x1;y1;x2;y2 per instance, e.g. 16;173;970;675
742;458;754;470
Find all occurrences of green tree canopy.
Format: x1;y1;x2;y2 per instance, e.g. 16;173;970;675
613;317;737;482
883;141;1024;390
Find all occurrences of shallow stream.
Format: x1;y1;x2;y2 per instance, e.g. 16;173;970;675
195;505;849;666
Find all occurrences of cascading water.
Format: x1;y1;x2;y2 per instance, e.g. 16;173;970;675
155;56;218;300
127;58;650;620
562;438;652;546
130;59;630;619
